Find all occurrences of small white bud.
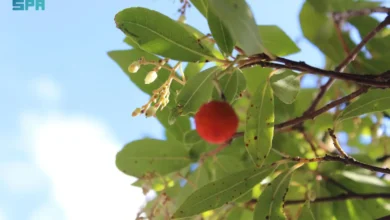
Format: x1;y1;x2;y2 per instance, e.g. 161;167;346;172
145;71;158;84
128;61;140;73
145;106;157;118
178;15;186;23
132;108;142;117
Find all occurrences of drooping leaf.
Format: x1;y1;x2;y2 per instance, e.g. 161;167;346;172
183;130;202;145
172;164;279;219
258;25;300;56
116;139;191;178
207;0;266;56
337;89;390;121
245;73;275;168
270;69;300;104
207;8;235;56
115;7;215;62
254;169;293;220
175;66;221;115
212;69;246;103
299;200;316;220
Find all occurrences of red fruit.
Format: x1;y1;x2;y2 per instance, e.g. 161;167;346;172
195;101;239;144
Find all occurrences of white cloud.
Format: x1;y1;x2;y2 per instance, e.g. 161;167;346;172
0;208;6;220
21;113;146;220
30;77;62;102
29;200;65;220
0;161;47;193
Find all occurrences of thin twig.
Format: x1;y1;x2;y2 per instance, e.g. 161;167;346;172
332;7;390;21
328;128;350;158
284;192;390;205
239;57;390;88
317;172;356;195
336;15;390;72
274;87;369;130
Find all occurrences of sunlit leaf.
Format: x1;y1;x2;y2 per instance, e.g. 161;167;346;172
270;69;300;104
254;169;293;220
337;89;390;121
189;0;208;18
207;8;235;56
258;25;300;56
115;7;215;62
207;0;266;56
212;69;246;103
175;66;221;115
245;73;274;168
172;164;278;219
184;62;204;80
116;139;191;178
299;200;316;220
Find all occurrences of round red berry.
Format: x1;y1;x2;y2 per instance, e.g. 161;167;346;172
195;101;239;144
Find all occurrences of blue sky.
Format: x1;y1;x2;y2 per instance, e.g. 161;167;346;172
0;0;329;219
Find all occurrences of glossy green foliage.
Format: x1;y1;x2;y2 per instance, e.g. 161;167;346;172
110;0;390;219
115;7;215;62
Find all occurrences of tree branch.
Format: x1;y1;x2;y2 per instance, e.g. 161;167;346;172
290;154;390;175
332;7;390;21
284;192;390;205
274;86;369;130
239;56;390;88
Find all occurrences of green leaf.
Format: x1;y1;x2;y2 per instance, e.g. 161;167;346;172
179;23;224;60
241;66;273;94
207;0;266;56
212;69;246;103
207;8;235;56
226;208;253;220
310;183;334;219
254;169;293;220
299;2;358;64
175;66;221;115
116;139;191;178
172;164;278;219
124;36;141;49
245;73;274;168
258;25;300;56
299;201;316;220
156;108;191;142
337;89;390;121
115;7;215;62
184;62;204;80
270;69;300;104
183;130;202;145
189;0;208;18
175;165;211;207
214;155;245;179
